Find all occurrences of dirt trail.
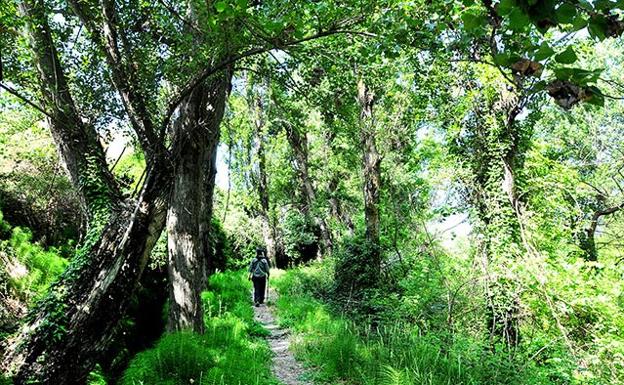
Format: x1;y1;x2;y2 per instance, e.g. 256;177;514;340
253;291;310;385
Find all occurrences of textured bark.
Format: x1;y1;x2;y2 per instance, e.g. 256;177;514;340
2;165;170;384
285;124;333;256
357;80;381;263
19;0;121;218
167;75;230;333
2;3;171;383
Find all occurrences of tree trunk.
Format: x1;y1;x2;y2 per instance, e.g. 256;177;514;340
2;166;170;384
357;80;381;264
579;202;624;262
167;75;230;333
285;124;333;256
250;90;278;267
19;0;121;220
465;97;525;348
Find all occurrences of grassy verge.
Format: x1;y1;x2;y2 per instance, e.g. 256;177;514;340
272;265;557;385
121;270;278;385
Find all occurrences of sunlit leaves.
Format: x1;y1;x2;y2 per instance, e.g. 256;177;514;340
533;42;555;61
554;46;578;64
461;8;487;33
554;3;577;24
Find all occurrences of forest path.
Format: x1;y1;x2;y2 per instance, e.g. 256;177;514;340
253;290;311;385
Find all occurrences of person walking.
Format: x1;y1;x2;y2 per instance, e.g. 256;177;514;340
248;247;270;307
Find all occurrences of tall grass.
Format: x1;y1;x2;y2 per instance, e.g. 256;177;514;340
121;271;277;385
273;267;558;385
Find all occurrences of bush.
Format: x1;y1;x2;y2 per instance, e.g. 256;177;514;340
333;235;381;302
282;211;319;264
2;225;68;301
274;266;568;385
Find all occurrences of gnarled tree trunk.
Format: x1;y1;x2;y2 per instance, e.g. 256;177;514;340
3;2;169;383
2;168;169;385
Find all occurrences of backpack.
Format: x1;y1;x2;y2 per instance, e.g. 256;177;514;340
252;258;268;278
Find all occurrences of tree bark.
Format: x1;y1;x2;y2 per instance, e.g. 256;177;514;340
284;123;333;256
3;2;168;383
249;89;278;267
66;0;164;164
357;79;381;264
579;202;624;261
167;75;230;333
2;166;170;385
19;0;121;220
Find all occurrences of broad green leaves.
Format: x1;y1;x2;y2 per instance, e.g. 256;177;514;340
534;43;555;61
554;46;578;64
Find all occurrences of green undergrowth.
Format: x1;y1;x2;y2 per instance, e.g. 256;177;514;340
0;209;68;302
272;265;561;385
121;270;277;385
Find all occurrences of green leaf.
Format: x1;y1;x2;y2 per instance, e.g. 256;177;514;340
554;67;603;84
461;10;485;32
494;52;521;66
588;15;608;40
553;67;573;80
594;0;615;10
215;1;227;13
570;16;588;31
586;87;605;106
508;8;530;31
497;0;515;16
555;3;577;24
555;46;578;64
534;43;555;61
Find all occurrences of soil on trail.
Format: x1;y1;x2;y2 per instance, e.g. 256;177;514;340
253;291;310;385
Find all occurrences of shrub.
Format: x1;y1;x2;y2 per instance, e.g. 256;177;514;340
2;225;67;301
333;235;382;311
282;211;319;264
274;266;569;385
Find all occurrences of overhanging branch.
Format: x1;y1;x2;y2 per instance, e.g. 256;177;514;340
159;28;368;138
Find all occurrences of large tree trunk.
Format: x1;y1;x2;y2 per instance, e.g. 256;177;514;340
466;97;525;348
167;75;230;333
3;2;170;383
2;166;170;384
357;80;381;265
285;124;333;256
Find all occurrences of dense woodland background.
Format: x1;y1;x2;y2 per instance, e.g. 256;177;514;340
2;0;624;384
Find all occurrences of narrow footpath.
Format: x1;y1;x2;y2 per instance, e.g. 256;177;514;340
253;291;310;385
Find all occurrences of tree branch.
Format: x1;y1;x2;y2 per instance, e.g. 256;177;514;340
159;28;362;137
0;82;55;120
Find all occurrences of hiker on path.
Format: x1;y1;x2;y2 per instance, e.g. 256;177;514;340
248;247;270;307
